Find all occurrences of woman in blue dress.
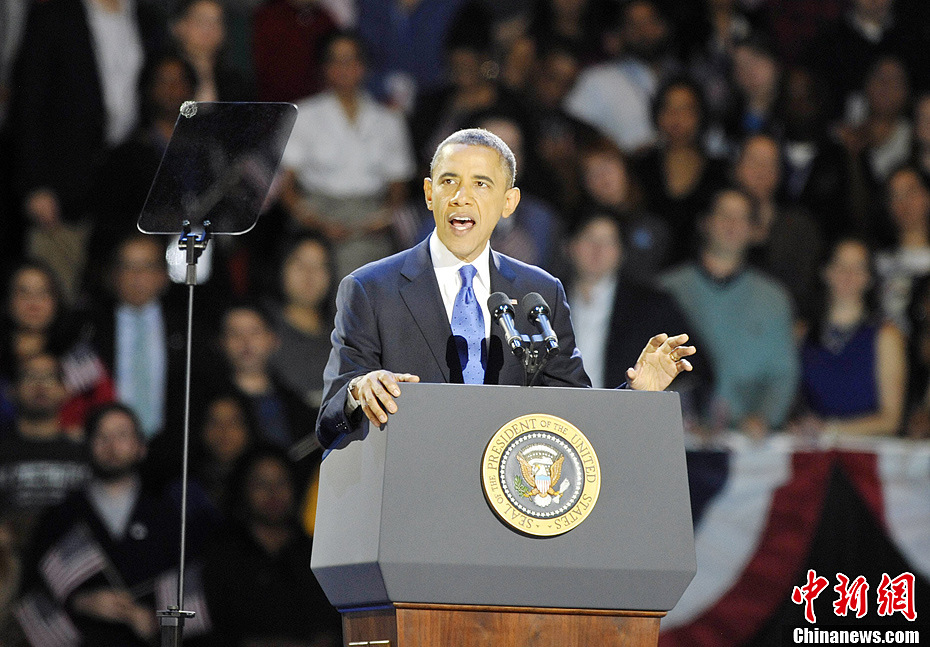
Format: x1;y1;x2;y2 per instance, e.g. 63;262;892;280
799;239;907;436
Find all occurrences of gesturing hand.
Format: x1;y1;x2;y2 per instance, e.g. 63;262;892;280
626;333;696;392
350;370;420;426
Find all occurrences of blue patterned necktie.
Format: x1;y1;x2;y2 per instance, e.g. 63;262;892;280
450;264;485;384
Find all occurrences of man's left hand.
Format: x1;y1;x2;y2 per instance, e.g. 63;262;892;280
626;333;696;391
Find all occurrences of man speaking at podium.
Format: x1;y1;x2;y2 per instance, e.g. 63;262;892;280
316;129;695;449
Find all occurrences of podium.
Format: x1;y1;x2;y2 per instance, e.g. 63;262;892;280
311;383;696;647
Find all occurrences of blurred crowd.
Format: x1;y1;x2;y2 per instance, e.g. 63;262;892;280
1;0;930;644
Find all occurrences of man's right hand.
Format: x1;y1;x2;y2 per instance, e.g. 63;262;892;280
350;370;420;426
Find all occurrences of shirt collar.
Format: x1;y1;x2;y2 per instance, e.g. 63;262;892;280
428;230;492;291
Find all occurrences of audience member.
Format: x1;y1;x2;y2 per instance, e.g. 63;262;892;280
281;31;415;279
88;235;211;460
874;165;930;331
565;214;710;410
0;353;90;544
564;0;678;153
527;0;614;64
661;187;799;436
85;53;197;295
777;66;854;241
477;114;561;270
202;445;341;647
499;34;538;96
722;35;781;147
1;261;115;436
838;56;913;218
576;139;671;282
734;134;824;326
22;403;188;647
170;0;253;102
763;0;842;67
806;0;921;122
798;238;906;436
684;0;764;154
251;0;339;103
267;233;336;416
526;45;600;213
356;0;470;111
7;0;165;301
193;391;258;511
217;303;316;453
632;77;727;263
408;5;530;169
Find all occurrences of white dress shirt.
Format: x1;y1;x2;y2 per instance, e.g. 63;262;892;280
115;301;167;436
82;0;143;146
569;276;617;389
429;231;492;339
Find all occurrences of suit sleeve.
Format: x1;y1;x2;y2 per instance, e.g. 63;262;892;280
315;274;383;449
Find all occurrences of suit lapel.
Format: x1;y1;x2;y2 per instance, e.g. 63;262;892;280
488;251;524;385
400;240;453;382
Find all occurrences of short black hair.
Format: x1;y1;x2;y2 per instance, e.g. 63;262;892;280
319;29;368;65
651;76;708;136
225;444;297;521
430;128;518;188
85;402;146;444
221;299;277;332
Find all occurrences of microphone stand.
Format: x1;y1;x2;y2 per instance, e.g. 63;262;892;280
157;220;210;647
518;333;551;386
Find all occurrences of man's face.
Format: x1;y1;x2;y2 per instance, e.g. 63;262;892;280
245;457;294;526
621;1;669;62
704;191;755;257
888;170;930;233
735;137;781;201
203;398;249;465
282;240;331;309
582;152;628;207
16;355;68;421
151;60;194;120
222;310;278;374
91;410;146;480
10;268;57;332
424;144;520;263
174;0;224;56
324;37;365;94
114;239;168;307
569;217;623;282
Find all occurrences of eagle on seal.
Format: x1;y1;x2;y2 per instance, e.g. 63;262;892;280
516;453;564;497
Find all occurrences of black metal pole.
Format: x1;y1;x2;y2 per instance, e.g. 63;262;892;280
158;220;210;646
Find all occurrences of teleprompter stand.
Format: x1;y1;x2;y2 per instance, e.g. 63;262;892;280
138;101;297;645
312;383;697;647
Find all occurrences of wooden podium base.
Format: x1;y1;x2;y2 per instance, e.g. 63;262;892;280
342;603;664;647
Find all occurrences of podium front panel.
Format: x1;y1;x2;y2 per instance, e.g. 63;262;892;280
312;383;695;612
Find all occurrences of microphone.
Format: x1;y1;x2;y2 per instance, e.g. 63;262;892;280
488;292;525;358
522;292;559;357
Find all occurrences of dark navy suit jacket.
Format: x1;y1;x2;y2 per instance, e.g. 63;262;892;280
316;238;591;448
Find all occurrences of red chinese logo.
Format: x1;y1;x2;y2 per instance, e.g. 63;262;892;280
792;570;917;623
792;569;830;623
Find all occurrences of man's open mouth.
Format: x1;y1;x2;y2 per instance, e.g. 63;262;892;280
450;215;476;231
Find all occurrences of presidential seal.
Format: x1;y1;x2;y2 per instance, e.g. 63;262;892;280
481;414;600;537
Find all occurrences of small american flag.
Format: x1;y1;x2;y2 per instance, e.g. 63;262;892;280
40;524;108;602
154;563;212;637
14;590;80;647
